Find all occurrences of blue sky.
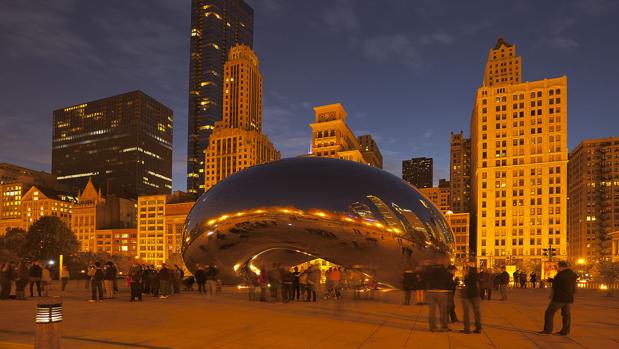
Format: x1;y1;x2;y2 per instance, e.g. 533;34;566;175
1;0;618;190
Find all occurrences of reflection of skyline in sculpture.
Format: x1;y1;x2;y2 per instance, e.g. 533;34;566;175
182;157;454;287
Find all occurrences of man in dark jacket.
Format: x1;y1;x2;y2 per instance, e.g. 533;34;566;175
129;261;143;302
461;266;482;334
89;262;104;302
424;264;452;332
539;261;578;335
158;264;171;298
194;265;206;293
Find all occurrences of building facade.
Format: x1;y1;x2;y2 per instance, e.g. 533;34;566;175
450;131;471;213
137;192;195;265
95;228;138;256
203;45;280;191
310;103;382;168
419;187;451;213
52;90;173;199
446;212;471;265
568;137;619;263
471;38;568;268
402;157;433;189
187;0;254;195
20;186;76;230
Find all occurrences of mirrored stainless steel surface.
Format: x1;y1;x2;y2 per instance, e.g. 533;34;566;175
182;157;454;287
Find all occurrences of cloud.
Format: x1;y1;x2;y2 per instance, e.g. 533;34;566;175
262;92;313;157
545;37;579;50
363;34;423;70
322;0;360;33
419;30;454;45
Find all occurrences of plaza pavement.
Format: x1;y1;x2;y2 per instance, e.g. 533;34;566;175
0;282;618;349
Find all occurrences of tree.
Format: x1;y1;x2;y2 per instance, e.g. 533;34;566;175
598;261;619;297
0;227;27;260
23;216;78;261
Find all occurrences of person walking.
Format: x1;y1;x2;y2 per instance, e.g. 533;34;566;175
29;261;43;297
461;266;482;334
425;264;452;332
538;261;578;336
307;265;321;302
402;268;415;305
103;261;117;299
479;268;494;300
128;261;143;302
61;267;70;291
498;266;510;300
205;264;219;296
89;262;104;302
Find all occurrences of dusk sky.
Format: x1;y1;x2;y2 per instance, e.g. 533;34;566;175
1;0;618;191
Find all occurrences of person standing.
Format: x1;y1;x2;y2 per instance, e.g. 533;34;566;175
41;265;52;297
194;265;206;293
412;265;426;305
519;272;527;288
61;268;70;291
128;261;143;302
292;266;301;301
205;264;219;297
173;265;183;294
447;265;459;323
498;266;510;301
149;266;160;297
29;261;43;297
538;261;578;336
530;272;538;289
425;264;452;332
15;262;29;300
103;261;117;299
158;264;171;299
89;262;104;302
402;268;415;305
461;266;482;334
298;268;308;302
307;265;321;302
0;261;15;299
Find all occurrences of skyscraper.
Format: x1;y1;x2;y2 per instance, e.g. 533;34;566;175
568;137;619;264
310;104;382;168
52;90;173;198
450;131;471;213
187;0;254;195
471;38;567;268
203;45;280;191
402;157;433;189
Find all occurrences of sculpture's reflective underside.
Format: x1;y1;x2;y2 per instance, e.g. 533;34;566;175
182;157;454;287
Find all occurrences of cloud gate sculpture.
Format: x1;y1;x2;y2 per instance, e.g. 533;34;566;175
182;157;454;288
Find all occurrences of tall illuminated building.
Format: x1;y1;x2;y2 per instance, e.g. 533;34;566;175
568;137;619;263
203;45;280;191
310;104;382;168
419;187;451;213
471;38;567;268
402;157;433;189
52;91;173;199
450;131;471;213
187;0;254;195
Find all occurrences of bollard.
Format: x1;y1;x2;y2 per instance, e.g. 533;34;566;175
35;301;62;349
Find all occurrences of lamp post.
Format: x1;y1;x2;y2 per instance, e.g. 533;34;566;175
35;301;63;349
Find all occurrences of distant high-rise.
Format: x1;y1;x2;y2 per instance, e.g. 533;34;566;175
450;131;471;213
568;137;619;263
187;0;254;195
471;38;567;268
203;45;280;191
52;90;173;198
402;157;433;188
358;135;383;169
310;104;382;168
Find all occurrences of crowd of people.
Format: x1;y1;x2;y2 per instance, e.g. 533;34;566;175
1;257;580;336
403;261;578;335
